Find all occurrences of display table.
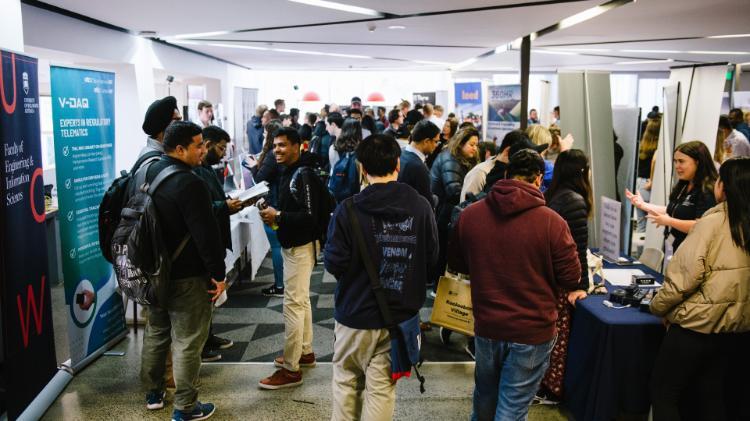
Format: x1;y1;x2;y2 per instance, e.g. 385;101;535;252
225;205;270;282
564;260;665;421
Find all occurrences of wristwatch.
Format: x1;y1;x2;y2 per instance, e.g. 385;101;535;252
274;211;282;225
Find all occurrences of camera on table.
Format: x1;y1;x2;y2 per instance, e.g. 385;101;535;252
609;285;648;306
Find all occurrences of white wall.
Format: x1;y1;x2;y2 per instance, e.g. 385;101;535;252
0;0;24;52
248;70;453;114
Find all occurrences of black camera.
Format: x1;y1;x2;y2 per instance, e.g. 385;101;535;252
609;285;648;306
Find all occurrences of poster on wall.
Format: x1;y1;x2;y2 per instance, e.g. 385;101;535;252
50;66;126;367
0;50;57;420
486;84;521;143
412;91;436;106
454;82;483;129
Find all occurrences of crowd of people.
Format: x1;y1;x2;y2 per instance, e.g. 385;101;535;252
121;93;749;421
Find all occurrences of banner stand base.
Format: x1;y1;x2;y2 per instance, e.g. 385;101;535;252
14;330;128;421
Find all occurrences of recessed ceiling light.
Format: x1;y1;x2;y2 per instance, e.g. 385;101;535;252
288;0;382;17
615;59;674;65
388;25;406;30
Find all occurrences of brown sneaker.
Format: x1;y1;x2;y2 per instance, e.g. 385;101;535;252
258;368;303;390
274;352;316;368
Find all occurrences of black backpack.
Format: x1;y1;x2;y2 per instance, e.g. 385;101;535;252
111;165;189;306
99;151;161;263
294;166;336;249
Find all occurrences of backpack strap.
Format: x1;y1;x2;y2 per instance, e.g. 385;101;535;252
130;150;162;174
344;200;395;330
146;165;191;262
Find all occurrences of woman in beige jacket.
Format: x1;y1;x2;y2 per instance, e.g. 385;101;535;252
649;156;750;421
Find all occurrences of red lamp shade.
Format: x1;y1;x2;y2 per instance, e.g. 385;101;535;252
367;92;385;102
302;91;320;101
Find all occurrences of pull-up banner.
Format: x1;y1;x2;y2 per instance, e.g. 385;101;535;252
486;84;521;144
0;50;57;420
50;66;125;366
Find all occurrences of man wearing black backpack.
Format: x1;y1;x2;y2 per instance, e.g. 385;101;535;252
140;121;226;421
324;134;438;420
258;127;334;390
193;126;243;362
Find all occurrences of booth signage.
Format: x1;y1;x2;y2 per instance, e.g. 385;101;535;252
50;66;125;366
0;50;57;420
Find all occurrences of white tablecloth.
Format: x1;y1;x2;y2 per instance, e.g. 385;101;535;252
225;206;270;281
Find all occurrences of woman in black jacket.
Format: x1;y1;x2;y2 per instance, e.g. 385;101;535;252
430;126;479;290
538;149;592;403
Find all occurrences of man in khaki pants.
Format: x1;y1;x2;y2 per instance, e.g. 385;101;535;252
258;127;328;389
324;134;438;420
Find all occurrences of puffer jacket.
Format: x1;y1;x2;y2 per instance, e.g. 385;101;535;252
650;203;750;334
430;150;472;226
546;187;590;290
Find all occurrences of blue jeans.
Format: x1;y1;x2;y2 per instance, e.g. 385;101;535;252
471;335;556;421
264;224;284;288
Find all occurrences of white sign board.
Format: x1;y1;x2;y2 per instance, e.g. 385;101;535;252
599;197;621;262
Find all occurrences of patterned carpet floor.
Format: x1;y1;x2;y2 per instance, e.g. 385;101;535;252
210;257;473;363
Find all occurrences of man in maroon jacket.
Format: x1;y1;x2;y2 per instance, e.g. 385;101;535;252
448;148;581;421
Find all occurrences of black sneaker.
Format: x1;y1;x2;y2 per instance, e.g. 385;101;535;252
262;286;284;297
206;334;233;350
172;401;216;420
201;348;222;363
145;390;165;410
439;327;452;345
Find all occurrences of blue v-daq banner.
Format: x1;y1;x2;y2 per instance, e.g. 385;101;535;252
0;50;57;420
50;66;125;366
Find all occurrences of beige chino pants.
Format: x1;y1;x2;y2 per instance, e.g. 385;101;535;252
281;242;315;372
331;322;395;421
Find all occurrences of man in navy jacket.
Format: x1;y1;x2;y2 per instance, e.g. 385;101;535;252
325;134;438;420
398;120;440;207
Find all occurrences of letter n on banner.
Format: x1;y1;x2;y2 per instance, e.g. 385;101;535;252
0;50;58;419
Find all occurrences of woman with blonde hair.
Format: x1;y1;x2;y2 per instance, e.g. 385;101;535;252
430;126;479;290
634;117;661;233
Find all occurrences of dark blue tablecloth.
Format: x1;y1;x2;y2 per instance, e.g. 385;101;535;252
564;259;666;421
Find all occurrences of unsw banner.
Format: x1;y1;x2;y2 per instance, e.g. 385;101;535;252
50;66;126;366
0;50;57;420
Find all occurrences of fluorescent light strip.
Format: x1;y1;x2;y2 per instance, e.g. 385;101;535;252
206;42;269;51
558;5;609;30
412;60;454;66
451;58;478;69
615;59;673;65
687;50;750;55
172;31;230;40
533;50;579;56
288;0;382;17
621;49;680;54
707;34;750;39
547;48;612;53
272;48;371;59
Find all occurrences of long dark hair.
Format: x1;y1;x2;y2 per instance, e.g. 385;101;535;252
545;149;593;217
719;157;750;254
448;126;479;168
669;141;717;202
334;118;362;153
258;119;283;167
